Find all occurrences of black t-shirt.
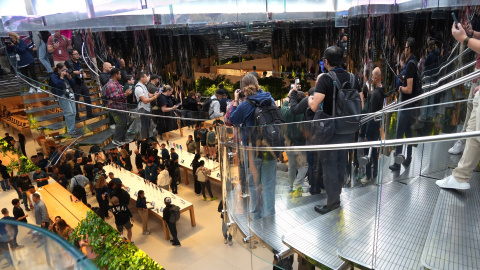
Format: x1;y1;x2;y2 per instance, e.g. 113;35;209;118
109;204;132;225
84;164;95;179
315;69;361;116
59;162;72;179
171;153;179;167
0;164;10;179
13;206;27;223
402;55;418;107
135;154;143;167
158;94;174;110
16;176;31;190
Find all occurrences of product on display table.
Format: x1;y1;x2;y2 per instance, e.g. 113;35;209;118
104;165;196;240
160;146;220;184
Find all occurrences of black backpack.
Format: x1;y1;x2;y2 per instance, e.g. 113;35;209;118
71;176;86;200
169;205;180;223
326;71;362;134
245;98;285;148
198;128;207;142
201;98;219;119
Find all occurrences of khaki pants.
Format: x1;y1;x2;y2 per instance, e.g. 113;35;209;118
159;185;169;191
53;60;65;67
453;90;480;183
461;68;480;133
138;208;149;232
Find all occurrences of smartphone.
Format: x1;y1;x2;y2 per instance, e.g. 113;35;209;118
54;38;58;43
452;12;459;29
295;78;300;84
176;103;182;107
290;84;295;90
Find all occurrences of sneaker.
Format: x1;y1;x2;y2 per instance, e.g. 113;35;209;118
361;176;372;185
228;239;233;246
142;231;151;235
172;243;181;246
224;239;228;244
436;175;470;190
203;197;207;201
448;140;465;155
110;124;116;130
69;131;82;137
210;196;218;201
112;140;123;146
389;163;400;171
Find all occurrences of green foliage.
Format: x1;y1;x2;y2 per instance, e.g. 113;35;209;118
0;137;39;174
195;75;235;97
27;114;38;129
257;77;289;101
70;211;164;270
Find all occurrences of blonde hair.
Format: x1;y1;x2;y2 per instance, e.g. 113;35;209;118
8;32;20;42
241;74;261;97
163;85;172;93
96;175;106;188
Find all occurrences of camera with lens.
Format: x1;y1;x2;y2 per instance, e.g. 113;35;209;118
4;38;12;45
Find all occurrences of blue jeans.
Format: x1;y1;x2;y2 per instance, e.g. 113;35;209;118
38;40;53;73
10;182;21;199
0;180;10;191
246;155;277;220
58;97;77;134
222;220;232;241
21;191;28;209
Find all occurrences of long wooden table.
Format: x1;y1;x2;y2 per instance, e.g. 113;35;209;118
38;181;89;228
105;165;196;240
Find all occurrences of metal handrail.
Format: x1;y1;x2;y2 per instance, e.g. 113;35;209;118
422;48;472;81
81;42;100;77
233;130;480;152
422;60;476;89
360;69;480;125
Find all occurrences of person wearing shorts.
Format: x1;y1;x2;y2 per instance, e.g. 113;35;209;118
109;196;134;242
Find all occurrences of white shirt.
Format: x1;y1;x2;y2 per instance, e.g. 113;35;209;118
157;170;171;187
135;82;150;112
208;95;223;119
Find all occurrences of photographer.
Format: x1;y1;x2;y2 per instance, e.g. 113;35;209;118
47;30;73;66
50;63;80;137
6;32;39;93
65;50;94;120
156;85;179;135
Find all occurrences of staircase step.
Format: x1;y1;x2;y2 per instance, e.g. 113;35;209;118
54;118;110;139
25;104;60;114
102;133;138;150
282;181;405;269
23;96;56;104
249;184;378;256
421;172;480;270
77;128;114;145
338;177;440;270
38;111;108;130
34;112;64;122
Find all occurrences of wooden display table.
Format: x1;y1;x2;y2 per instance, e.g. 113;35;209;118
38;181;89;228
105;165;196;240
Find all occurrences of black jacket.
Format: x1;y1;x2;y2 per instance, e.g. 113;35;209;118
64;59;86;85
365;85;386;137
289;91;315;121
99;72;110;87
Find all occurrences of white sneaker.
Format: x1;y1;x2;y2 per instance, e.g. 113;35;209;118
436;175;470;190
361;176;372;185
224;239;228;244
110;124;116;130
448;140;465;155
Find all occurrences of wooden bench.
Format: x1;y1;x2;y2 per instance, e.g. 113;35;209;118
1;116;30;137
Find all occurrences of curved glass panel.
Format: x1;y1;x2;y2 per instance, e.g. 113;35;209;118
0;219;97;269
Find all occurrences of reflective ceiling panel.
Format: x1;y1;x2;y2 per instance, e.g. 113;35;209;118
0;0;28;16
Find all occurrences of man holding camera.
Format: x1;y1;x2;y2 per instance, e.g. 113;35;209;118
65;50;94;120
47;30;73;67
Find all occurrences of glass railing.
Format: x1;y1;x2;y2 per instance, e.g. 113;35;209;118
218;92;480;269
0;219;97;269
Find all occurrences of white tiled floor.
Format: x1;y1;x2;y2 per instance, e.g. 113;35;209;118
0;125;277;270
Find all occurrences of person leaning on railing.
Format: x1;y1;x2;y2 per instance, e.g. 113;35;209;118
436;22;480;191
